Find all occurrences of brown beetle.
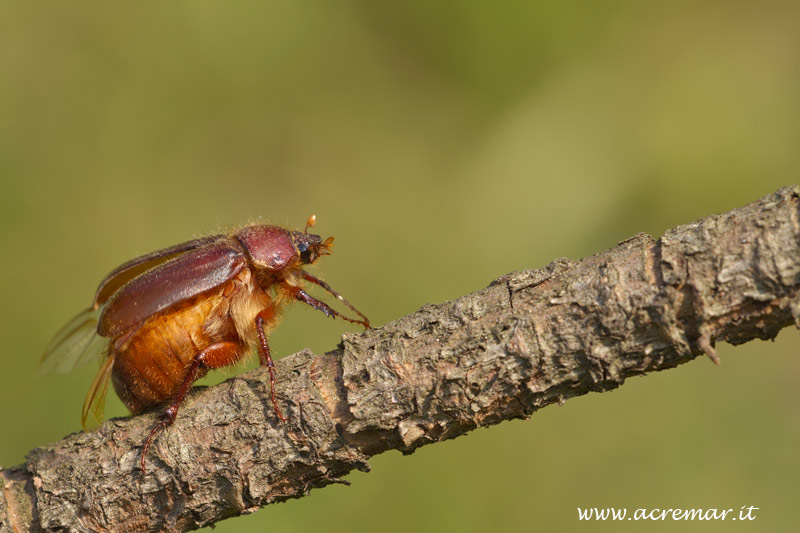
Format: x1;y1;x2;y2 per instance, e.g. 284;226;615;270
41;215;369;470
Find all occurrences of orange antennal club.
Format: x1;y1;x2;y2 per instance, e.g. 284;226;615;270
304;214;317;234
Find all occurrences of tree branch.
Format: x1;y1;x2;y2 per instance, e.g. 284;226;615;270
3;186;799;532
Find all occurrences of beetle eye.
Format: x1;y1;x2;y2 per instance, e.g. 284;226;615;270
297;242;312;263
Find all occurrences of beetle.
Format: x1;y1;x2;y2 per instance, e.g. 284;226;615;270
41;215;369;470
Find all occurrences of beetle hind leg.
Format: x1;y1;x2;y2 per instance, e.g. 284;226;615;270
141;341;242;472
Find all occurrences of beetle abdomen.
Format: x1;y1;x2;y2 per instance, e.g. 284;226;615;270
110;286;244;413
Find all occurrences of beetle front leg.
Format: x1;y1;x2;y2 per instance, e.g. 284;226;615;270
141;341;242;472
255;307;287;422
301;272;370;328
284;284;370;328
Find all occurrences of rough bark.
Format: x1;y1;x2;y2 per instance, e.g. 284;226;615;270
2;186;799;533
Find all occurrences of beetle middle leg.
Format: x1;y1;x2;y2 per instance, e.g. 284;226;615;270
255;307;287;422
141;341;242;472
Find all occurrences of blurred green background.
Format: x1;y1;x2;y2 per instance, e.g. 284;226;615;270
1;1;799;531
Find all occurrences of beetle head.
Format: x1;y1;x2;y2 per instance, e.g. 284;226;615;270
290;230;333;266
289;213;333;266
234;224;333;272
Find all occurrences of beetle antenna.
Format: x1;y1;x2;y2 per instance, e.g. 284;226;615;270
304;214;316;234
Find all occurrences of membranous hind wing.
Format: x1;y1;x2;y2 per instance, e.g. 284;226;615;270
81;351;115;430
39;307;105;375
38;307;111;429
